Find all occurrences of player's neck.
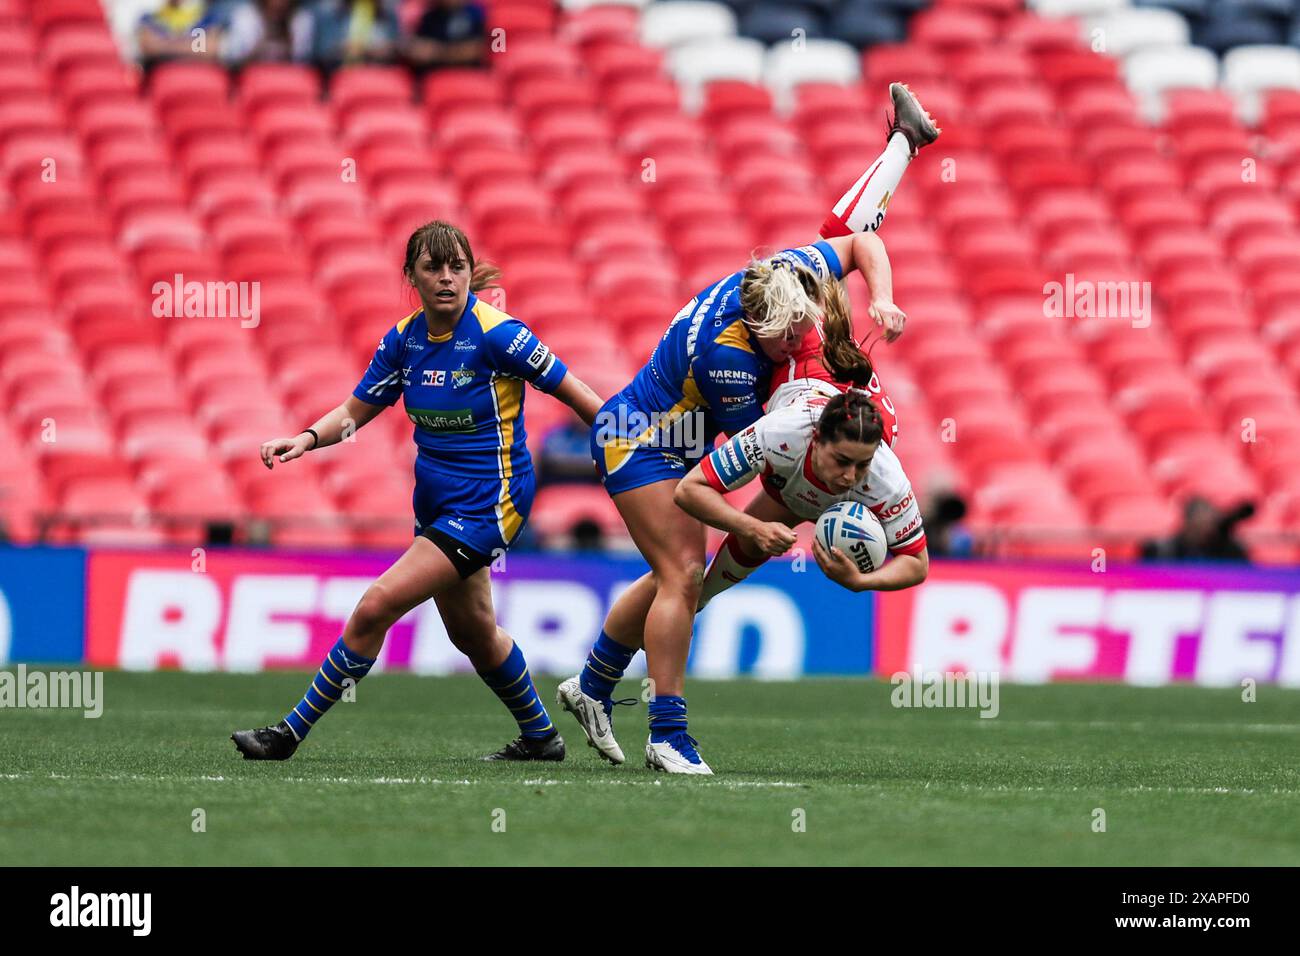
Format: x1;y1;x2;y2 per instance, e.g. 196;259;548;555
423;298;467;339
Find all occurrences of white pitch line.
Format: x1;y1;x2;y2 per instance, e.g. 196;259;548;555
985;720;1300;734
1;773;1295;796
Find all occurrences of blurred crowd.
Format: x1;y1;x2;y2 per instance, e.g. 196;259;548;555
130;0;488;75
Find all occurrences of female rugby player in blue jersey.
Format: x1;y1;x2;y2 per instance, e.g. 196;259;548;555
559;83;939;774
232;221;603;762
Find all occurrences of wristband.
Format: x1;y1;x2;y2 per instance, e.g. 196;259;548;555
302;428;319;449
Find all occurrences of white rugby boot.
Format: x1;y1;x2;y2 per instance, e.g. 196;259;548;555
556;675;625;765
645;733;714;775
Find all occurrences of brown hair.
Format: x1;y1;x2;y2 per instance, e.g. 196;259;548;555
819;278;874;387
403;220;502;292
816;389;883;447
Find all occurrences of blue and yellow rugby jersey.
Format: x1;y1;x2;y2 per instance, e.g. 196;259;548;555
353;292;568;479
624;241;844;442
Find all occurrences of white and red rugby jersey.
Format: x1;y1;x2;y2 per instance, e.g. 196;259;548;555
701;393;926;557
766;326;899;447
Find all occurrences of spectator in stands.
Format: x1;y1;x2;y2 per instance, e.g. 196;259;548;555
571;517;605;553
1140;497;1253;563
922;491;973;558
403;0;488;74
136;0;224;72
222;0;312;67
300;0;400;74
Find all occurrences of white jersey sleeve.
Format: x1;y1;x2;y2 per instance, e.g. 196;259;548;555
867;442;926;556
699;404;810;493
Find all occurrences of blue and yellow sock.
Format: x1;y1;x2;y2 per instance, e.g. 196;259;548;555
479;642;554;739
283;637;376;741
648;694;688;743
579;630;637;700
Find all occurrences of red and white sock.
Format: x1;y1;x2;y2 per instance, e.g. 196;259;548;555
820;132;914;238
698;533;769;611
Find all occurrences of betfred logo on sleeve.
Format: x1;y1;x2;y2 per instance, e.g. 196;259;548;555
711;440;750;486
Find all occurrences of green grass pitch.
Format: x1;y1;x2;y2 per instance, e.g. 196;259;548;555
3;670;1299;866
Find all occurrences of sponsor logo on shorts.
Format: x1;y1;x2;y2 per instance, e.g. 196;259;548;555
593;407;709;459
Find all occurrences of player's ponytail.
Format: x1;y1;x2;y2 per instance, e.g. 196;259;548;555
403;220;503;293
819;279;875;388
816;390;883;446
739;257;823;338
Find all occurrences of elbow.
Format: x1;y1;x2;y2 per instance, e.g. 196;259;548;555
672;481;692;511
912;551;929;585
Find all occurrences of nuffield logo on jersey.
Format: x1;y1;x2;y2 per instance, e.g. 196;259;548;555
406;407;475;433
593;407;708;458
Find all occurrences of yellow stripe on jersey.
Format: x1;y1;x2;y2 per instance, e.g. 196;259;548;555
682;367;705;406
472;298;511;334
714;318;756;354
395;308;421;334
492;374;524;542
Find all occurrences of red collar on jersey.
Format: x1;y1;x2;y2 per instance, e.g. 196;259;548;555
802;444;834;494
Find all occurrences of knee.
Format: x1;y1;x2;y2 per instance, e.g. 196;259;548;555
351;584;400;637
654;557;706;600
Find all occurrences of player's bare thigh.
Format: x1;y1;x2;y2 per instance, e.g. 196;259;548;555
601;479;706;646
611;479;707;583
344;536;462;656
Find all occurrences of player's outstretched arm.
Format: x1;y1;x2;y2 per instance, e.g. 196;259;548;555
260;396;386;468
675;466;796;557
822;232;906;342
813;538;928;592
550;371;603;427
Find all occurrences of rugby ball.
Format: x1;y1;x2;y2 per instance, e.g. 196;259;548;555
815;501;888;574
